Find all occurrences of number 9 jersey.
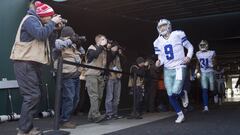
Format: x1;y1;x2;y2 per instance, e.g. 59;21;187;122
196;50;216;73
153;30;194;69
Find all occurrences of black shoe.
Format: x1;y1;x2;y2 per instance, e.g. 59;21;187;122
113;115;123;119
127;115;135;119
105;115;113;120
60;121;76;129
94;115;105;123
135;115;143;119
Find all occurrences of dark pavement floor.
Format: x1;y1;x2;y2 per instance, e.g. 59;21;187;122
1;102;240;135
106;102;240;135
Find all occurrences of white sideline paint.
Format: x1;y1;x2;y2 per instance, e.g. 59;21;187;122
63;112;175;135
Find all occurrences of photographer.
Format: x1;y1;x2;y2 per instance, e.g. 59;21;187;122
127;57;148;119
104;43;123;120
10;1;61;135
10;1;63;135
85;34;107;123
144;56;159;112
53;26;85;129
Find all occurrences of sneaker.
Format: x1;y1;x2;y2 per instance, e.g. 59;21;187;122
105;115;113;120
113;115;123;119
94;115;105;123
28;128;43;135
175;112;185;123
181;90;189;108
17;127;42;135
60;121;76;129
214;95;218;104
202;106;209;112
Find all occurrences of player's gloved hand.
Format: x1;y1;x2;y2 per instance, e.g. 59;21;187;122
155;60;161;67
183;57;191;64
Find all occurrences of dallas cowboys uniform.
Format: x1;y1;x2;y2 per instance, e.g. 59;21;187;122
154;30;194;113
196;50;216;107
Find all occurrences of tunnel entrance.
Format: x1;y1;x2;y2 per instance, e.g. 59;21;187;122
225;75;240;102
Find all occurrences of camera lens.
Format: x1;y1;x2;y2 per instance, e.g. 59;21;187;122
61;19;68;24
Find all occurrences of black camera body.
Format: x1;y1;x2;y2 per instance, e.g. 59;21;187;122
107;40;125;51
70;34;87;49
73;34;87;43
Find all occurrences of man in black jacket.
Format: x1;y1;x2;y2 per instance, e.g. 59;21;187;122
128;57;148;119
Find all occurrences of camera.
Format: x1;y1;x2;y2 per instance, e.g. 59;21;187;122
70;34;87;49
107;40;125;51
54;14;68;28
54;14;68;24
72;34;87;43
78;35;87;42
61;18;68;24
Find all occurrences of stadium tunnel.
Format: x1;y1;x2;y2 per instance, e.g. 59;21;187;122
0;0;240;119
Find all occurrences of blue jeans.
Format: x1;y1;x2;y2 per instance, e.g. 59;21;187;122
105;79;121;116
61;77;80;122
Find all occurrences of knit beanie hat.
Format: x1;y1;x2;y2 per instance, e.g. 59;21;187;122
136;57;145;64
35;1;55;17
61;26;75;37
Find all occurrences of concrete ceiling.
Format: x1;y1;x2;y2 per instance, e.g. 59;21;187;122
48;0;240;22
46;0;240;74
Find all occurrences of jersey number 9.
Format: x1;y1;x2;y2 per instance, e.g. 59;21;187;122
164;44;174;60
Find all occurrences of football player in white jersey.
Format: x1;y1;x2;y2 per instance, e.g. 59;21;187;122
154;19;194;123
195;40;216;112
214;65;225;105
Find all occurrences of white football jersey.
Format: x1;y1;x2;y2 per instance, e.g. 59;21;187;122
153;30;193;69
196;50;216;72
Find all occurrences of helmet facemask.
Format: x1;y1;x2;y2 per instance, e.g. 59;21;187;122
157;19;172;36
199;40;209;51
